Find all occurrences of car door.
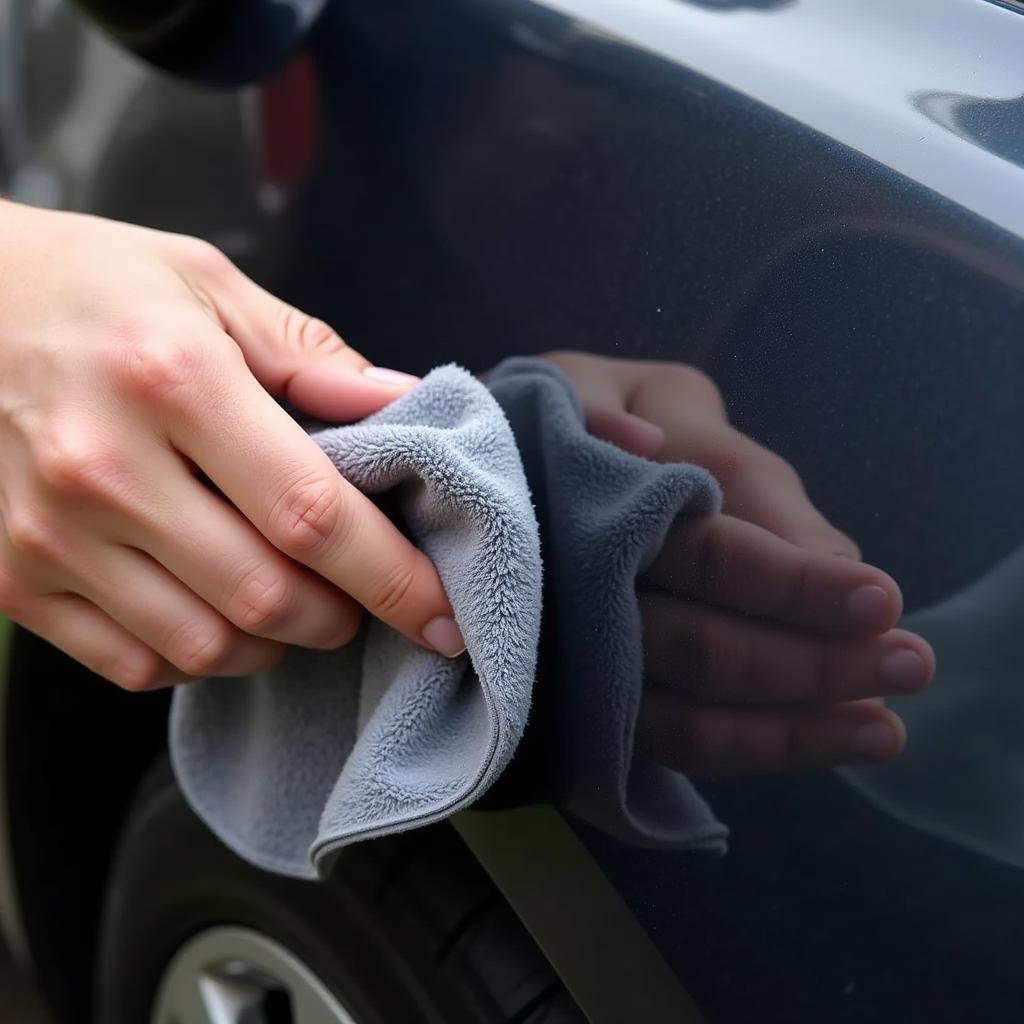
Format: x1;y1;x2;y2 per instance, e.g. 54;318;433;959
6;1;1024;1022
287;2;1024;1019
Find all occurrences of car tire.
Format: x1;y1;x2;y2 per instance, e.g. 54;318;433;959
95;759;584;1024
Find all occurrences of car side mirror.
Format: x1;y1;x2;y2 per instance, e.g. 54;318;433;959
69;0;327;87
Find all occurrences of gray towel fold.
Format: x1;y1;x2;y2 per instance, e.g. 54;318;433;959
171;357;726;880
489;358;728;851
172;364;541;879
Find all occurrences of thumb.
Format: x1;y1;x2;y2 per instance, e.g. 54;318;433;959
212;268;420;422
584;406;666;459
542;351;665;459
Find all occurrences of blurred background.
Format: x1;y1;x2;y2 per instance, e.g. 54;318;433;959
0;937;51;1023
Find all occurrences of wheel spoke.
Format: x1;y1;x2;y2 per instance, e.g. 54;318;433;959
198;974;272;1024
150;926;360;1024
151;972;217;1024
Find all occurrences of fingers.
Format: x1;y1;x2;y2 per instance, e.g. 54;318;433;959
636;690;907;776
634;399;858;558
15;593;194;691
68;543;287;679
174;239;420;422
542;352;922;779
585;407;666;460
148;336;463;655
242;297;420;423
641;591;934;704
541;351;670;459
543;351;727;418
110;446;364;650
643;514;903;636
544;351;857;556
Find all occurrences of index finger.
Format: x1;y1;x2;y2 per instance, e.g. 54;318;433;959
642;514;903;636
157;343;465;657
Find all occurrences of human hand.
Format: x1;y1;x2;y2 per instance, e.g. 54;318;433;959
0;202;465;691
543;350;935;775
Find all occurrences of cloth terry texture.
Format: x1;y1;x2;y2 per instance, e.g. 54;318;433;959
171;357;727;880
489;359;727;852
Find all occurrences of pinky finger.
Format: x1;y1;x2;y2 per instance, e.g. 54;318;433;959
636;690;907;777
16;594;190;691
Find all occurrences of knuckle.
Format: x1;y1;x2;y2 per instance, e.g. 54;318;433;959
665;362;713;391
167;621;232;676
706;446;747;490
269;477;347;555
119;332;207;402
230;567;295;633
836;533;862;560
5;509;61;562
302;316;343;355
176;236;234;278
316;607;363;650
664;364;725;409
279;303;343;356
716;442;790;494
541;349;586;373
370;562;418;618
764;452;803;488
34;427;125;502
106;652;164;693
785;556;814;616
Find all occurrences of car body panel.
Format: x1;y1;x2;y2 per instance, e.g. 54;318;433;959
536;0;1024;239
3;0;1024;1021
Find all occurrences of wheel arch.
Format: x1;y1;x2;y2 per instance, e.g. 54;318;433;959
1;625;703;1024
0;624;170;1023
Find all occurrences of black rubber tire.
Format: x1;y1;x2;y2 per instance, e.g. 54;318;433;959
95;760;585;1024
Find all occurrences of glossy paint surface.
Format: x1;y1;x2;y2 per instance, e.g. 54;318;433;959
5;0;1024;1020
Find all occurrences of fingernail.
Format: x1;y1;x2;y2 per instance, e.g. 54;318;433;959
879;649;926;691
362;366;420;386
422;616;467;659
845;585;891;630
849;721;899;760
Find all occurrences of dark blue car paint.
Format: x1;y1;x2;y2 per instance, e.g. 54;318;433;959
279;4;1024;1019
5;0;1024;1020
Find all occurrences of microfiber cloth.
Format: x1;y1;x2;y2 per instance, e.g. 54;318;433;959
488;358;728;851
171;357;727;880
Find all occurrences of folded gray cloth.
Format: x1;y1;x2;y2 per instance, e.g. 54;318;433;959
489;358;728;851
171;364;541;879
171;357;727;880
